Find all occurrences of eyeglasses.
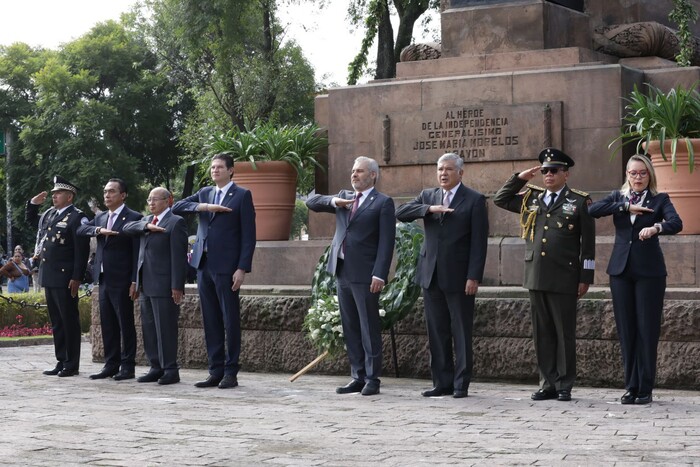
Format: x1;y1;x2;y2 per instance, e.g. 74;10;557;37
146;197;168;203
627;170;649;178
540;167;562;175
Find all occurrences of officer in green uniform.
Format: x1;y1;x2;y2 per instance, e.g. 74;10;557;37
494;148;595;402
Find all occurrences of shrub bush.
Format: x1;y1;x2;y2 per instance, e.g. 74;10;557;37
0;292;92;334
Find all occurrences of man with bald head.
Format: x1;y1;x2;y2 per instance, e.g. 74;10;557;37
123;187;188;385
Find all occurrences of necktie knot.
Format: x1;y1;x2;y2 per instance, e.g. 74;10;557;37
215;189;223;205
547;192;557;209
107;212;117;230
443;190;451;207
630;190;645;205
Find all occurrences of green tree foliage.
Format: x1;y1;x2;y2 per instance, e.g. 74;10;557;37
0;21;183;251
139;0;316;162
347;0;439;84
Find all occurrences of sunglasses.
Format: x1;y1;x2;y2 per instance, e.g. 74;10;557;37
540;167;562;175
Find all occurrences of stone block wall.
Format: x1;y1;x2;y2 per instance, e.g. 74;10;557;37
90;286;700;390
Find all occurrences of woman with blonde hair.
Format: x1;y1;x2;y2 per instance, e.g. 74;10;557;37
589;154;682;404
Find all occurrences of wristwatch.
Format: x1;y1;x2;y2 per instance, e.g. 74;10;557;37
653;223;662;234
96;227;102;235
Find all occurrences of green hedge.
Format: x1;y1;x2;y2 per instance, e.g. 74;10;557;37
0;292;92;333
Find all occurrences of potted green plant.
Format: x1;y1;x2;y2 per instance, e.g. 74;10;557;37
208;123;327;240
609;82;700;233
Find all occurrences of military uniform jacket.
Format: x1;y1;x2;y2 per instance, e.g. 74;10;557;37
26;202;90;288
493;174;595;294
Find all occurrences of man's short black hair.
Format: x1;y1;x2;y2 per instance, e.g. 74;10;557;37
212;153;234;170
108;178;128;194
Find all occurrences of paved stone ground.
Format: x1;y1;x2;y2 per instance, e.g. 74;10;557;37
1;344;699;466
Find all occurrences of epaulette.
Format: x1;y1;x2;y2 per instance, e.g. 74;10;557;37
526;183;545;192
570;188;589;197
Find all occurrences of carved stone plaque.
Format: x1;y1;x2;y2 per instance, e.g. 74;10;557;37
386;102;562;164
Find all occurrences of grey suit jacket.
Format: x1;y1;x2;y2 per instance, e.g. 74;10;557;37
306;188;395;283
123;211;188;297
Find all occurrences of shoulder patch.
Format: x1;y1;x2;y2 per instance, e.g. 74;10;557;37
526;183;545;192
570;188;589;197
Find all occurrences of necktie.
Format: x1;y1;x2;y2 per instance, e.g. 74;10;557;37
443;190;452;208
547;192;557;209
107;212;117;230
214;189;222;205
349;193;362;220
152;216;159;226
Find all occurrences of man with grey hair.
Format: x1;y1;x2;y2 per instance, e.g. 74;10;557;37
123;187;188;385
396;153;489;398
306;156;395;396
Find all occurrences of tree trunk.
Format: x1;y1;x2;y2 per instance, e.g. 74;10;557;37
375;0;396;79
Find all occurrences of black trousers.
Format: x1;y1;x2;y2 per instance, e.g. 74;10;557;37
423;281;475;391
610;272;666;394
45;286;82;371
98;283;136;372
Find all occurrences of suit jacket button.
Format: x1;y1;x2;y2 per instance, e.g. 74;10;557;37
544;226;549;230
542;238;547;243
61;268;65;272
546;214;551;218
541;252;546;256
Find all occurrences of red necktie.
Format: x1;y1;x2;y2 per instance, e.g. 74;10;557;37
152;216;158;226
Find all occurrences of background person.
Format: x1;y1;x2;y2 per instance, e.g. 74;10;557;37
396;153;489;399
0;250;32;293
494;148;595;402
588;154;682;405
306;156;395;396
172;153;256;389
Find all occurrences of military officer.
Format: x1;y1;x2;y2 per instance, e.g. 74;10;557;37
26;176;90;377
494;148;595;402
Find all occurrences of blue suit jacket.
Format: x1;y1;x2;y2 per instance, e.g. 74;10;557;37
306;188;396;283
589;190;682;277
172;184;256;275
396;184;489;292
76;205;142;287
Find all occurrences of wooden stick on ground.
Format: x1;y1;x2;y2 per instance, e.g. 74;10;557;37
289;350;329;382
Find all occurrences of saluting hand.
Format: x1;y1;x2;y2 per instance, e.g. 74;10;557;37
31;191;48;205
428;205;454;214
333;197;354;209
198;203;232;213
629;204;653;215
146;223;166;233
517;166;541;181
99;228;119;236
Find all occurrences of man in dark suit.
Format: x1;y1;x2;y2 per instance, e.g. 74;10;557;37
494;148;595;402
172;153;256;389
26;176;90;377
77;178;142;381
306;156;395;396
396;153;489;399
123;187;188;385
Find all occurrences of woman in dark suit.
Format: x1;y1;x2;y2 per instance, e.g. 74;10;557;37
589;154;682;405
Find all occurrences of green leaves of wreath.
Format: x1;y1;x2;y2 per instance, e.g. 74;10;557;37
303;222;424;357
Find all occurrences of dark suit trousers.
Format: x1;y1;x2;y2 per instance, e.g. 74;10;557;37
529;290;577;392
197;263;241;377
336;261;382;382
45;287;82;371
98;283;136;371
423;282;475;391
139;294;179;373
610;272;666;394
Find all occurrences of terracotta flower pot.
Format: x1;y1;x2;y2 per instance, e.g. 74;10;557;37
233;161;297;241
645;139;700;234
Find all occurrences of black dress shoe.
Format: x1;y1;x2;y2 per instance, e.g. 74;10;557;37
421;387;454;397
453;389;469;399
218;375;238;389
43;364;63;376
57;368;79;377
336;379;365;394
635;393;653;404
621;390;637;405
194;375;222;388
361;381;380;396
557;390;572;402
89;367;119;380
113;370;135;381
137;370;164;383
531;389;557;401
158;372;180;385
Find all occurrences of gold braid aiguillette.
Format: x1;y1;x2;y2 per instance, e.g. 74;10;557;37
519;190;537;242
